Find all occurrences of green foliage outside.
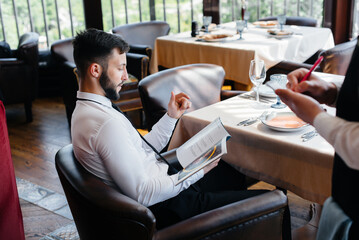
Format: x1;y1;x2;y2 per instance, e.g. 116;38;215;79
0;0;323;49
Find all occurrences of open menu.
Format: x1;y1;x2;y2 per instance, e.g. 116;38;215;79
175;117;231;185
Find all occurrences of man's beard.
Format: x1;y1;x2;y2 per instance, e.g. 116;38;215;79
99;70;121;101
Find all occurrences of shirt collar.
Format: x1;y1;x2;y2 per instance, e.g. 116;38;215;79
77;91;113;108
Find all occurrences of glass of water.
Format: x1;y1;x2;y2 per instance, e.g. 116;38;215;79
203;16;212;33
236;20;246;40
277;14;286;31
269;74;287;109
249;59;266;103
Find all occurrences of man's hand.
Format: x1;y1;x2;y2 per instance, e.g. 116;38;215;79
203;159;220;174
167;92;192;119
275;88;325;125
287;68;338;105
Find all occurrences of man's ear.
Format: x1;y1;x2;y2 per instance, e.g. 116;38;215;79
89;63;102;78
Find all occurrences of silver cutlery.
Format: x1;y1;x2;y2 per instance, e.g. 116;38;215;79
239;94;274;103
237;111;269;126
301;130;318;142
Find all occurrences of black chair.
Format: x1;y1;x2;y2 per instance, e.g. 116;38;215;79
266;38;357;81
50;37;149;128
56;144;290;240
138;64;244;131
0;32;39;122
258;16;317;27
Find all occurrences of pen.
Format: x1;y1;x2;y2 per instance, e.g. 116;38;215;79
300;56;324;83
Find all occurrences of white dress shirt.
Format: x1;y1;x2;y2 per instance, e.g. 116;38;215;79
314;112;359;170
71;91;203;206
313;79;359;170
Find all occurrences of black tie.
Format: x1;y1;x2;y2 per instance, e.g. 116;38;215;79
113;102;200;191
111;103;179;175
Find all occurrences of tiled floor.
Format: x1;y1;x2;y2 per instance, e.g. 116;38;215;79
16;177;79;240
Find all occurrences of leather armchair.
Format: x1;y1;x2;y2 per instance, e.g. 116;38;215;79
258;16;317;27
56;144;290;240
0;32;39;122
112;21;170;75
50;37;149;128
112;21;170;51
138;64;244;131
266;38;357;81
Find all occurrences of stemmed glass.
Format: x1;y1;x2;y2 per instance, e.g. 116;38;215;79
244;11;250;28
269;74;287;109
241;0;248;20
236;20;246;40
277;14;286;31
203;16;212;33
249;59;266;103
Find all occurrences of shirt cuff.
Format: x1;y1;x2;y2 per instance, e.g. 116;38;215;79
313;112;337;143
160;112;178;126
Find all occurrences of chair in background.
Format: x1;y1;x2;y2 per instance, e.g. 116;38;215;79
258;16;317;27
0;101;25;240
112;21;170;62
56;144;290;240
266;38;357;81
138;64;243;131
50;37;149;128
0;32;39;122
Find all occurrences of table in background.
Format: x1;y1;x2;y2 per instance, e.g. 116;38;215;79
153;22;334;89
168;72;344;204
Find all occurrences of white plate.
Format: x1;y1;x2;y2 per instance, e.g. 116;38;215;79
267;33;293;39
255;24;277;29
253;21;278;29
261;112;309;132
196;36;233;42
254;84;277;98
267;30;293;39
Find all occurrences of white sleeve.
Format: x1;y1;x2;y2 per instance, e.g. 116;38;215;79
94;118;203;207
143;113;178;152
314;112;359;170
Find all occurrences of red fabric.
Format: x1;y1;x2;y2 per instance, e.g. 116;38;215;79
0;101;25;240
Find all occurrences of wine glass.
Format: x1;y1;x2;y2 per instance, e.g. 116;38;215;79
269;74;287;109
241;0;248;20
249;59;266;103
244;10;250;28
236;20;245;40
277;14;286;31
203;16;212;33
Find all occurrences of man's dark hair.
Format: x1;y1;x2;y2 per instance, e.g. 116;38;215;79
73;28;129;78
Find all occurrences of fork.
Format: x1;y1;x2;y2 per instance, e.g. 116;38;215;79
237;111;269;126
301;130;318;142
239;94;273;104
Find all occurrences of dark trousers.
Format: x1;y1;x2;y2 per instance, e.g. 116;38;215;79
149;161;268;229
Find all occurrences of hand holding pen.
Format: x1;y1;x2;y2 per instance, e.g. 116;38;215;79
299;56;324;83
284;61;338;105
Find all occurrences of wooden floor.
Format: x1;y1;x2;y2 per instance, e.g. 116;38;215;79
6;97;317;239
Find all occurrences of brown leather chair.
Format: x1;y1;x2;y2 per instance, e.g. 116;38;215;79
258;16;317;27
0;32;39;122
50;37;149;128
138;64;244;131
266;38;358;81
56;144;290;240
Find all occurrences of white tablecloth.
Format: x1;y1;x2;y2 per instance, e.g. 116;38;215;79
169;72;344;204
153;23;334;87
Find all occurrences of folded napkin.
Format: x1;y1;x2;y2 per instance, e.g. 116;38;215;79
316;197;352;240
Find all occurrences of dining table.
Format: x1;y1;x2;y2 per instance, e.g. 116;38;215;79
168;72;345;204
152;22;334;89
